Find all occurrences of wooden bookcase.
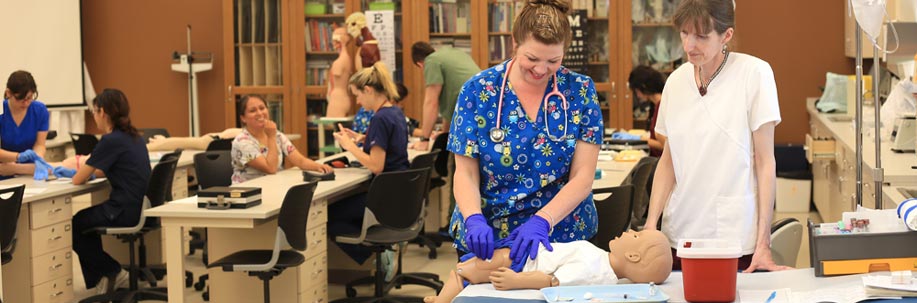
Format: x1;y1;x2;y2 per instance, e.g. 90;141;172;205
222;0;684;155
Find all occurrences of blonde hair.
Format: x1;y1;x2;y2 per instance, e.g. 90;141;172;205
349;61;400;101
512;0;573;49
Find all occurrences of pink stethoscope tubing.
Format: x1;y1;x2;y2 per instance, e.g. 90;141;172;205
490;58;569;143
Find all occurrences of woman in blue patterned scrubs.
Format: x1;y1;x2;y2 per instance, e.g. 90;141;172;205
447;0;603;269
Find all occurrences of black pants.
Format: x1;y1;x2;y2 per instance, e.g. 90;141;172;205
72;204;138;288
328;192;374;264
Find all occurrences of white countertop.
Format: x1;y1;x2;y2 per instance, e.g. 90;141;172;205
807;98;917;185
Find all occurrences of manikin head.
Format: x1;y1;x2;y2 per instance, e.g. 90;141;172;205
608;229;673;284
345;12;367;38
332;27;351;51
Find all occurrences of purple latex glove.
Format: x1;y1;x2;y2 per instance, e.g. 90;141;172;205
463;214;494;260
508;216;553;266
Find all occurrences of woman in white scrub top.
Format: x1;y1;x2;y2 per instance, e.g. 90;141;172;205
643;0;791;272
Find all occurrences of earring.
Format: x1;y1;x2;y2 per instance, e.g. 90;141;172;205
722;44;728;54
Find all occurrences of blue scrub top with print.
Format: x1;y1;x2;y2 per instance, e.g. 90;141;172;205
446;60;604;253
352;107;374;134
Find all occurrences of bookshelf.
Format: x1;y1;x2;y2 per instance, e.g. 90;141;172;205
223;0;293;145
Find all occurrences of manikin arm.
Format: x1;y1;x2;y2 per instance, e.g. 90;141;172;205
425;249;559;303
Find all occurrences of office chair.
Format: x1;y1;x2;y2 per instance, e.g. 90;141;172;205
770;218;803;267
333;168;442;303
80;160;178;302
206;138;234;151
622;156;658;231
0;185;26;266
139;128;170;143
409;133;453;259
70;133;100;155
207;181;318;303
589;184;635;251
407;150;442;260
189;150;233;299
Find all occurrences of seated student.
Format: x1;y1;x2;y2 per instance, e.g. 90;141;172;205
51;89;148;294
231;95;332;184
424;229;674;303
0;70;52;179
329;62;410;271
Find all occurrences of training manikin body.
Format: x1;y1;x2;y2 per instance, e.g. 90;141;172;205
326;27;354;117
345;12;381;69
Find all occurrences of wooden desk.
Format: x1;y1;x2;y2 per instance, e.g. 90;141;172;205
147;168;372;303
0;177;109;303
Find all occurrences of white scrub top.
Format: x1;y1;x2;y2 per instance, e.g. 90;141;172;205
522;241;618;286
655;53;781;254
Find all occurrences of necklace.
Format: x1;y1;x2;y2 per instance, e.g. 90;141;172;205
698;50;730;96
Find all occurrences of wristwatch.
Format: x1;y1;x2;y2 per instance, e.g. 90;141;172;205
418;136;430;142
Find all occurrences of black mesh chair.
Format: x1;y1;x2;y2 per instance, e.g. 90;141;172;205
409;133;453;259
589;184;635;252
190;150;233;298
139;128;170;143
79;159;177;303
407;151;441;259
70;133;99;155
623;156;658;231
332;168;442;303
206;138;234;151
208;181;318;303
0;185;25;266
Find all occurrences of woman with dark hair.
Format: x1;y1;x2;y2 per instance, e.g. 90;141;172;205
57;89;150;294
627;65;667;156
1;70;52;179
231;95;331;183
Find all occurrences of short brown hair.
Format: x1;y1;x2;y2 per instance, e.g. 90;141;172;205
512;0;573;49
6;70;37;101
672;0;734;35
411;42;436;65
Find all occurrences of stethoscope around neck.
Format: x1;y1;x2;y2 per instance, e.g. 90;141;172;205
489;58;569;143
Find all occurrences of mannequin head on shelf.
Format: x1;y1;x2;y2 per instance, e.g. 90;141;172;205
608;229;673;284
345;12;367;39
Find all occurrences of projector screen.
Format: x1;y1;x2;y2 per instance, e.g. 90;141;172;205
0;0;83;108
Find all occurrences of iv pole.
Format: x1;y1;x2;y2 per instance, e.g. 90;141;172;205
853;6;885;210
171;25;213;137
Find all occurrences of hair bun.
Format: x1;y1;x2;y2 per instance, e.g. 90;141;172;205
529;0;571;14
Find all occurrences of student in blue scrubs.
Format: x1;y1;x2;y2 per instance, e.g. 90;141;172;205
55;89;150;294
447;0;603;269
0;70;51;178
351;82;413;135
329;62;410;267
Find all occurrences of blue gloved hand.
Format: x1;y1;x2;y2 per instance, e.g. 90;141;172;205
17;149;40;163
463;213;494;260
611;132;641;140
508;215;553;268
52;166;77;178
33;158;52;180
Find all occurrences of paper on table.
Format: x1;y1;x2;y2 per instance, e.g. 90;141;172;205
88;178;107;184
739;288;789;303
789;285;899;303
24;187;47;197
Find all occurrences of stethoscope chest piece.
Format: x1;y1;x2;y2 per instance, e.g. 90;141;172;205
490;127;506;143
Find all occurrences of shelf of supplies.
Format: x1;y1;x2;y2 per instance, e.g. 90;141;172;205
430;33;472;37
320;145;342;153
632;22;674;27
304;13;345;19
489;32;512;36
306;51;338;55
587;16;609;21
588;61;610;66
304;86;325;94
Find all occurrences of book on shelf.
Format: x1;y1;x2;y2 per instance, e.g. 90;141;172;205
304;20;338;52
595;0;607;18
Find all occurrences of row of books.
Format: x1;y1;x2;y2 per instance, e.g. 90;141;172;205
488;1;524;32
429;0;471;34
489;35;512;63
306;61;331;86
236;0;282;43
304;20;339;52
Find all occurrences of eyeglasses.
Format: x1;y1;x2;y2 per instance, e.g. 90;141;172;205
10;92;37;102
